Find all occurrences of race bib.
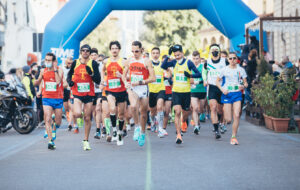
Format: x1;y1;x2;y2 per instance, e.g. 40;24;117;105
131;74;143;82
227;85;239;91
194;78;202;82
45;82;57;92
209;71;220;77
175;73;187;83
108;78;121;89
77;83;90;93
153;75;162;84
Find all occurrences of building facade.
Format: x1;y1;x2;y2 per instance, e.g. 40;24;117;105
273;0;300;62
198;0;274;53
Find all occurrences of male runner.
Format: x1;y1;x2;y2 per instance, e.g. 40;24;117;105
122;41;155;147
102;41;127;146
202;44;226;139
67;44;101;150
161;44;201;144
148;47;166;137
34;53;64;150
63;57;74;131
190;51;206;135
216;52;248;145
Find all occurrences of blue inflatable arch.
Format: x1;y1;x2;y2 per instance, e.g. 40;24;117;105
42;0;257;64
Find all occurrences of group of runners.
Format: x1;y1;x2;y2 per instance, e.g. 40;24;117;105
36;40;248;150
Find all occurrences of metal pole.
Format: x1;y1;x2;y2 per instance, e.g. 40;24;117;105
259;18;264;58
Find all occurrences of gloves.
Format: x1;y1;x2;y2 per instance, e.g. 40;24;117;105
168;46;173;56
69;81;74;87
184;71;191;78
86;66;93;76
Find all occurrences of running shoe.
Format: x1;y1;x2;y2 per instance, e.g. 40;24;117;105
215;130;221;139
48;141;56;150
74;128;79;134
223;124;227;132
94;131;101;139
194;126;200;135
122;130;127;137
126;124;131;131
43;130;48;138
106;135;112;142
101;127;107;138
176;134;183;144
133;126;141;141
200;114;206;122
230;137;239;145
117;131;124;146
162;128;168;136
158;128;165;138
52;130;56;141
68;125;72;131
181;122;188;133
82;140;91;151
112;129;118;142
138;133;146;146
220;124;225;134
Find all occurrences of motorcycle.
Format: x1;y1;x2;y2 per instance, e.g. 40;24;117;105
0;74;37;134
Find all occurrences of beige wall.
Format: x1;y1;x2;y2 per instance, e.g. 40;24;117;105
243;0;274;15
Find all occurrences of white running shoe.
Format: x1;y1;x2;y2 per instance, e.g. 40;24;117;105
117;131;124;146
126;124;131;131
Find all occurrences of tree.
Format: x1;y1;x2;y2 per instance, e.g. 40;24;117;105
141;10;204;55
81;16;120;56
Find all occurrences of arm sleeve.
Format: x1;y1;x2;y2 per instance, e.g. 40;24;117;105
67;60;76;84
161;57;176;70
187;60;201;78
91;60;101;84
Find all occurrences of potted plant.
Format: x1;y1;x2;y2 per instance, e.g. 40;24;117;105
252;73;296;132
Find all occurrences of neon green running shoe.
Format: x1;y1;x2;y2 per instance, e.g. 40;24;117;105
82;140;91;151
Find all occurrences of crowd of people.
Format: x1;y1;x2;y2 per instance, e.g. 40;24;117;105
4;39;298;151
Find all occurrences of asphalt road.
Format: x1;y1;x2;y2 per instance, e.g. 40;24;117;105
0;117;300;190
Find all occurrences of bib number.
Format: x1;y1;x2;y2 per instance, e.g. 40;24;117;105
175;73;187;83
131;74;143;83
45;82;57;92
108;79;121;89
227;85;239;91
77;83;90;93
153;75;162;84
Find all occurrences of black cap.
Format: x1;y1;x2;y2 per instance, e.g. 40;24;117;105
172;44;183;52
80;44;91;51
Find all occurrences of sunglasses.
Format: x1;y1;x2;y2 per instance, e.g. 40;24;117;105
132;50;140;53
229;57;237;60
81;49;90;53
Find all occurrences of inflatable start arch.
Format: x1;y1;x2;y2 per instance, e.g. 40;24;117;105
42;0;257;64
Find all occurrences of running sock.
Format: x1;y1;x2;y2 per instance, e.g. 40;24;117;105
96;128;100;133
213;123;219;132
232;135;236;138
151;115;156;123
157;111;164;128
104;118;110;128
110;114;117;127
217;114;221;122
119;120;124;131
130;118;134;125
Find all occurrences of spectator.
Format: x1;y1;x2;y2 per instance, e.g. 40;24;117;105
280;56;296;83
22;66;36;102
244;49;258;104
272;61;283;77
